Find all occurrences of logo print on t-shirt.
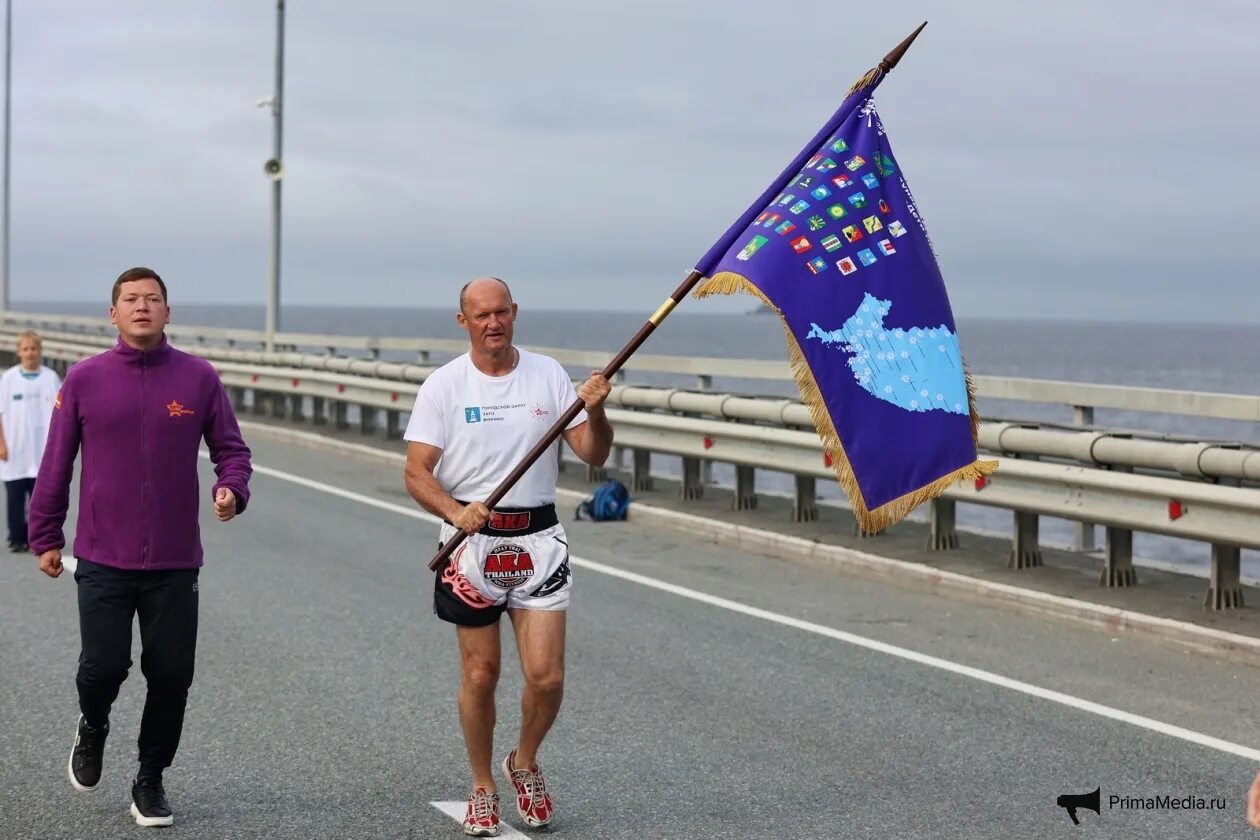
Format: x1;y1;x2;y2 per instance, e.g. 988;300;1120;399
530;404;550;421
484;543;535;588
464;407;482;424
166;400;195;418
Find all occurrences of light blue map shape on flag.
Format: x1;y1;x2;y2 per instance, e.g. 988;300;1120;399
806;292;967;415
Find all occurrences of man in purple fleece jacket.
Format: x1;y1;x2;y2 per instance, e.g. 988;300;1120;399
28;267;252;829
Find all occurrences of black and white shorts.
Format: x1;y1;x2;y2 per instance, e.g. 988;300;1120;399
434;505;572;626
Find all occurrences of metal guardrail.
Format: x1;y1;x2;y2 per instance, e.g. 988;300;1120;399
9;312;1260;426
974;376;1260;423
2;313;788;383
205;357;1260;560
9;331;1255;611
16;330;1260;484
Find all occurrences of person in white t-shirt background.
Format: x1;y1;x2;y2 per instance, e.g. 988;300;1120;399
0;330;61;552
403;277;613;837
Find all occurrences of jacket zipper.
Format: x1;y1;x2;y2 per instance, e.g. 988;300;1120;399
140;352;149;569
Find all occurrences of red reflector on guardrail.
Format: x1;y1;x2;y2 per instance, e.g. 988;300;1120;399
251;374;259;382
391;393;399;402
291;378;300;388
703;436;715;450
1168;500;1184;520
823;452;833;468
337;384;346;393
975;476;989;491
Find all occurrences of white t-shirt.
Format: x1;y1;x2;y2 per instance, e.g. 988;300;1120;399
404;349;587;508
0;365;61;482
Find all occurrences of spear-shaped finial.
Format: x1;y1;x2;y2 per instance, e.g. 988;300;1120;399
880;21;928;73
847;22;928;97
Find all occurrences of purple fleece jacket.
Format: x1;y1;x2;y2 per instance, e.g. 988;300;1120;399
28;336;252;570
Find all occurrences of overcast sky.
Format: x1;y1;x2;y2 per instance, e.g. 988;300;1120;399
6;1;1258;320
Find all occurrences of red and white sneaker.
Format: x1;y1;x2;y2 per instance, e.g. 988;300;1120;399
462;787;500;837
501;749;554;828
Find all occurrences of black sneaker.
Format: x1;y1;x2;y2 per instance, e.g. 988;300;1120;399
67;715;108;792
130;774;174;827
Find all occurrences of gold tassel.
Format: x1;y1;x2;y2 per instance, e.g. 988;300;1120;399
692;270;998;532
846;68;881;97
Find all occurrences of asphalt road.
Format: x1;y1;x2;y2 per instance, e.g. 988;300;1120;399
2;429;1258;839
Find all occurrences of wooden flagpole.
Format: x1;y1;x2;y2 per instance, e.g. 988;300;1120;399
427;23;927;572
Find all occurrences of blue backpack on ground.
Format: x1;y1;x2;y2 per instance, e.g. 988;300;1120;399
575;479;631;522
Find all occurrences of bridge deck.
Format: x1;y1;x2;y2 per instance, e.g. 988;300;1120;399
1;429;1257;838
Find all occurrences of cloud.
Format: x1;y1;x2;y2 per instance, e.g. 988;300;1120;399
5;0;1258;320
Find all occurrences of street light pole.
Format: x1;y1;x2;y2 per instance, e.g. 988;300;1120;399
264;0;285;352
2;0;12;319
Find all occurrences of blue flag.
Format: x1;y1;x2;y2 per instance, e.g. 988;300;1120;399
694;69;996;531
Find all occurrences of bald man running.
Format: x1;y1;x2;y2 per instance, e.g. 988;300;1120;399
403;277;613;836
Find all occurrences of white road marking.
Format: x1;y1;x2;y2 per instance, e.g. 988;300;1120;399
241;458;1260;764
431;801;528;838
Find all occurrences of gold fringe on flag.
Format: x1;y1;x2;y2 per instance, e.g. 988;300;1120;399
694;272;997;533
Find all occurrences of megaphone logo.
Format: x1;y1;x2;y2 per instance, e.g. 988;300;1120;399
263;158;284;181
1056;786;1101;825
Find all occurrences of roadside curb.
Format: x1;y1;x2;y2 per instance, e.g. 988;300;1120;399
240;421;1260;666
